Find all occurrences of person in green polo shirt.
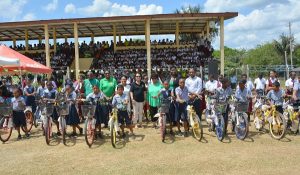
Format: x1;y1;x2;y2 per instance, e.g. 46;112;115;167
83;72;100;97
148;73;163;127
100;71;117;98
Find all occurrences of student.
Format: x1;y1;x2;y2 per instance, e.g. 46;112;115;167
65;85;83;137
112;85;134;138
24;79;36;114
11;88;29;139
86;85;105;139
266;81;285;114
175;78;189;137
43;82;61;136
235;80;252;121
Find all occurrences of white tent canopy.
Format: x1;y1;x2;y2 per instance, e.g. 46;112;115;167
0;56;20;66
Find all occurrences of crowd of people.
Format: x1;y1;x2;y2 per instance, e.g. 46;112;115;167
1;67;300;141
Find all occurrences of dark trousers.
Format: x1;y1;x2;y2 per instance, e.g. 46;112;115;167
223;105;230;131
149;106;158;122
192;98;202;120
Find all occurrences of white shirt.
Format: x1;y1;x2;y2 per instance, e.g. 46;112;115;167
205;80;218;92
254;78;266;90
285;78;298;88
236;80;254;91
266;78;280;85
185;76;203;94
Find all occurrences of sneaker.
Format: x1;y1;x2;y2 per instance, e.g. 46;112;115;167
122;133;126;139
25;133;30;138
98;133;103;139
57;131;61;136
184;131;188;137
17;135;22;140
79;128;83;135
177;131;183;136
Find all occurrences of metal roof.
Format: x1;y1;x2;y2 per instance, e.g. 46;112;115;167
0;13;238;41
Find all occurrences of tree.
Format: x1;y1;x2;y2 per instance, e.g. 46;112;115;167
175;5;218;41
273;33;294;64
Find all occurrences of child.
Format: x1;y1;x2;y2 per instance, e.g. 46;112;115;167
86;85;105;139
0;89;4;103
24;79;36;113
36;80;46;97
11;88;29;139
43;82;60;136
266;81;285;114
112;85;134;138
65;85;83;137
155;81;174;135
175;78;189;137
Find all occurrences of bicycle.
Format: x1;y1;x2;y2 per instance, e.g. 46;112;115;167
109;108;119;148
56;101;69;145
254;103;287;140
155;96;172;142
229;99;249;140
283;100;300;134
0;104;13;143
187;97;203;141
40;101;55;145
81;102;96;148
205;97;226;141
22;105;34;133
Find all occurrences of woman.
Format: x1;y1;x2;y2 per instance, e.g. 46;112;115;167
148;73;163;127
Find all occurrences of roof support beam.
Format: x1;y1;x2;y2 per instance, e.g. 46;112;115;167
44;24;51;70
146;19;151;79
74;22;80;81
62;27;72;35
175;21;179;49
5;30;21;38
220;16;225;75
25;29;29;51
113;23;117;53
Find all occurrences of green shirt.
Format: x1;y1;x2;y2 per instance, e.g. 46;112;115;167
84;78;100;97
148;82;163;107
100;77;117;98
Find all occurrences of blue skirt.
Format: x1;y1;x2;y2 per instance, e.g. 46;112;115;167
94;105;103;125
100;105;109;125
66;104;80;125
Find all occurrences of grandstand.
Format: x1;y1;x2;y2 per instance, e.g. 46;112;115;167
0;13;238;79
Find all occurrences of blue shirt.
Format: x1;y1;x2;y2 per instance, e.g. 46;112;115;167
235;88;252;102
86;92;105;103
43;89;57;99
37;86;47;97
112;93;128;110
175;86;189;102
11;96;26;111
266;89;285;106
214;87;232;102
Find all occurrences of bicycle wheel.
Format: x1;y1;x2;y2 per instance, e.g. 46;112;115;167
269;112;287;140
235;112;249;140
22;111;33;133
160;114;166;142
110;120;117;148
215;114;225;141
0;117;13;143
33;110;38;128
60;117;66;145
84;119;95;148
45;117;52;145
192;115;203;141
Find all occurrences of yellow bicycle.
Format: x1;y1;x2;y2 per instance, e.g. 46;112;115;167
109;108;119;148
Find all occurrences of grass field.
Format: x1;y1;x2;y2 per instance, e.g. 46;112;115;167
1;121;300;175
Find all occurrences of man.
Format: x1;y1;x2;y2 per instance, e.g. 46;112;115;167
254;73;266;96
130;73;147;127
205;74;218;93
266;70;279;93
285;71;298;97
185;68;203;119
83;72;100;97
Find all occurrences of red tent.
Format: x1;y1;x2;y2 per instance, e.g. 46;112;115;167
0;45;52;74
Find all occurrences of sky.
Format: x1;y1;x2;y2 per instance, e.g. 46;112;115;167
0;0;299;50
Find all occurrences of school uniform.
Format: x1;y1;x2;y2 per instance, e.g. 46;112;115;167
214;87;232;130
112;93;131;125
175;86;189;122
65;91;80;125
86;92;105;125
266;89;285;113
43;89;59;121
235;88;252;103
11;96;26;127
24;85;36;113
159;88;173;123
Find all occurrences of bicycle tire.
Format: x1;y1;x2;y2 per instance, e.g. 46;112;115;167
235;112;249;140
269;112;287;140
160;114;166;142
0;117;13;143
60;117;66;145
110;121;116;148
33;111;38;128
84;119;95;148
45;117;52;145
215;114;225;141
192;115;203;141
22;111;33;133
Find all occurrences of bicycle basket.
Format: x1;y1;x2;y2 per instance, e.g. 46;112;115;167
81;105;96;118
235;102;249;112
56;103;70;116
40;103;54;116
215;103;227;113
0;104;13;116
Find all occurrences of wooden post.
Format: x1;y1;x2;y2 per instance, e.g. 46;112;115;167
91;34;95;43
206;21;210;38
64;36;68;43
53;27;57;53
118;35;121;42
44;24;50;68
74;23;80;80
25;29;29;51
113;24;117;53
175;21;179;49
13;38;16;48
220;16;225;75
38;36;42;44
146;19;151;79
